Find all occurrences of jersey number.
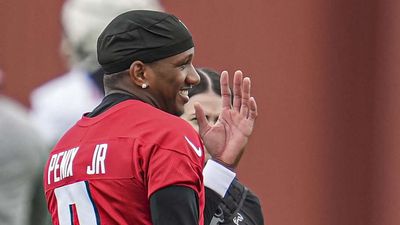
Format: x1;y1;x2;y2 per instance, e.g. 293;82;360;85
54;181;100;225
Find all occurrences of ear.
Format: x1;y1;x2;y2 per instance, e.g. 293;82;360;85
128;61;148;88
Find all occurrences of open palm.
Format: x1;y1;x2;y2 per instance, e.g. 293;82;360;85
195;70;258;168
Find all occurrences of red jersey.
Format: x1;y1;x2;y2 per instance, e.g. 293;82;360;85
43;100;205;225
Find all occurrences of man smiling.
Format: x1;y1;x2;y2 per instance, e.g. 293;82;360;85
43;10;258;225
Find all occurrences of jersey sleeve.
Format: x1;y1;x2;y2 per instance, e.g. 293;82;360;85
145;121;205;198
147;145;203;198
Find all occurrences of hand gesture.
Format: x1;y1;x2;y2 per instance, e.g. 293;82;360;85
194;70;258;169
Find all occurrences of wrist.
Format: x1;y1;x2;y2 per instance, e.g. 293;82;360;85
210;158;236;172
203;159;236;197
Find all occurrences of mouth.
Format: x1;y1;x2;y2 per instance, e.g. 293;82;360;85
179;89;189;97
178;86;191;103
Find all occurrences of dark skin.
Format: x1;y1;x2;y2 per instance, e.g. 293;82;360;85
104;47;258;169
105;48;199;116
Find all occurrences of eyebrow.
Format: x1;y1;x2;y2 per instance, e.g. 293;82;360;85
173;53;193;65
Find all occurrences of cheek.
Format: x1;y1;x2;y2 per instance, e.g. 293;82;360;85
153;71;183;93
169;71;186;86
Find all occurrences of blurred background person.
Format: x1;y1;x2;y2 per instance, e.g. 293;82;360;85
30;0;163;146
0;68;47;225
181;68;264;225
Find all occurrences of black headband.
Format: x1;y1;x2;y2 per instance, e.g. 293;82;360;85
97;10;194;74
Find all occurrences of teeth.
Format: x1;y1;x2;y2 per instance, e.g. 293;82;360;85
179;90;188;96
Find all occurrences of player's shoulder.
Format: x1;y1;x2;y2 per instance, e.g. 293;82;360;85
147;106;195;135
123;101;194;132
102;100;201;150
123;101;202;152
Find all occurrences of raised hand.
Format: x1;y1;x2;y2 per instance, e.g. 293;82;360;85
194;70;258;169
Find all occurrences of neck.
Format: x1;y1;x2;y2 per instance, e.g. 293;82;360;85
105;88;162;111
105;89;134;97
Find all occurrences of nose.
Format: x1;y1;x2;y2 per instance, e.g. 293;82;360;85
186;65;200;86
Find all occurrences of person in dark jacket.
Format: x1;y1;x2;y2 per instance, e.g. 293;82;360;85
182;68;264;225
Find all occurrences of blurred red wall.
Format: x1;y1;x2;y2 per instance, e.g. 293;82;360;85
1;1;400;225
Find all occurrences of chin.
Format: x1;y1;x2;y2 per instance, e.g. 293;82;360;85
172;102;185;116
173;109;184;117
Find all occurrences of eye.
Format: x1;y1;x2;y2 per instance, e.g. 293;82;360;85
179;62;190;70
178;58;191;70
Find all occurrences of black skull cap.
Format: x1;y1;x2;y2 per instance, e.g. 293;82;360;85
97;10;194;74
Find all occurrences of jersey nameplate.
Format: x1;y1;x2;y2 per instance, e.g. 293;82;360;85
47;147;80;185
47;144;109;185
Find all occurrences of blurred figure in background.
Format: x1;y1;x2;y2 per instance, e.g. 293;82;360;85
30;0;163;146
0;69;47;225
181;68;264;225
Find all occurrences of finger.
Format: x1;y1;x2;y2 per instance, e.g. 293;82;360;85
220;71;231;110
247;97;258;120
240;77;251;117
194;102;211;136
232;70;243;112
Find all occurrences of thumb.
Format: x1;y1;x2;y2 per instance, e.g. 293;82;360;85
194;102;211;135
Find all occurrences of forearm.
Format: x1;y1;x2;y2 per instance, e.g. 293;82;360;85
150;186;199;225
149;160;240;225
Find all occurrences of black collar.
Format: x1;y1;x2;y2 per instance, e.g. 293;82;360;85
86;93;141;118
